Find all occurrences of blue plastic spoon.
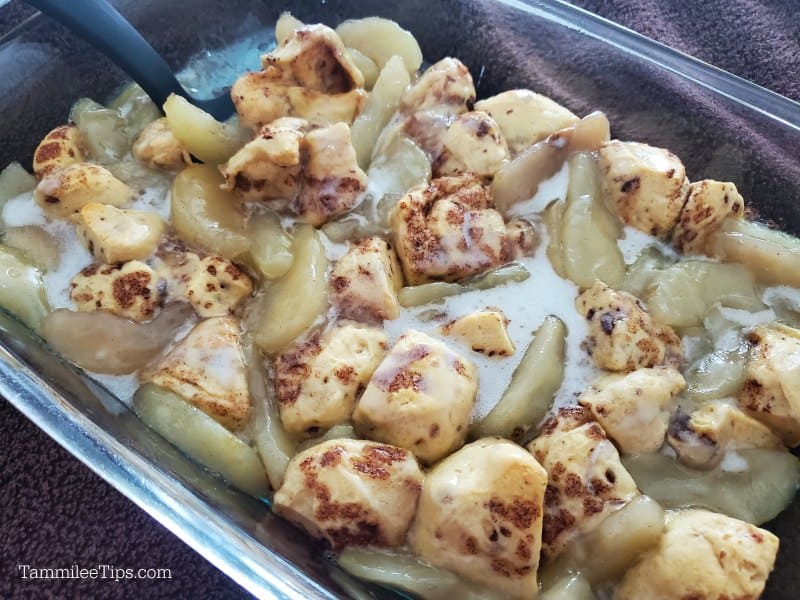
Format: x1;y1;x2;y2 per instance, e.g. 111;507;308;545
25;0;235;120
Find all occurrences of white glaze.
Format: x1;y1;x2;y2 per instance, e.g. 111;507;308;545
42;220;93;310
21;28;790;437
618;225;674;265
129;184;172;221
384;166;600;423
2;192;94;310
720;449;749;473
2;191;46;226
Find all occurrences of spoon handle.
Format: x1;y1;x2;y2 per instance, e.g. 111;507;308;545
26;0;186;111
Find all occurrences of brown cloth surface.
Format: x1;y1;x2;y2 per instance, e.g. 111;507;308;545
2;1;800;598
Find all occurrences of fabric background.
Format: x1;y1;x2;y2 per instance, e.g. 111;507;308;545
2;1;799;598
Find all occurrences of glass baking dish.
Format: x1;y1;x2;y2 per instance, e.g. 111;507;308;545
2;0;799;597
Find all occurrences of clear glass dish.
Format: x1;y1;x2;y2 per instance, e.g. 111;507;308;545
1;0;799;597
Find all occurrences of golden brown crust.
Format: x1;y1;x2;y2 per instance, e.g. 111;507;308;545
579;367;686;455
34;163;134;217
183;256;253;317
142;317;251;431
330;237;403;322
274;438;423;549
410;439;547;598
132;118;190;170
231;24;365;130
399;57;475;117
33;125;85;177
220;117;307;200
275;330;324;407
293;122;368;225
390;173;521;285
616;510;778;600
274;322;388;435
70;260;162;322
599;140;689;238
353;330;477;464
528;407;639;559
736;325;800;446
576;281;683;372
434;111;509;179
671;179;745;254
